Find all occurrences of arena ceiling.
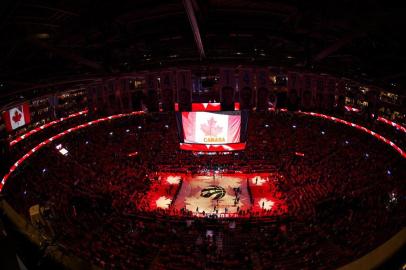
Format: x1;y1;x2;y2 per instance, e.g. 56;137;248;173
0;0;405;93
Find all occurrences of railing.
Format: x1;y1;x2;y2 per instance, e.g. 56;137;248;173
338;228;406;270
0;199;101;270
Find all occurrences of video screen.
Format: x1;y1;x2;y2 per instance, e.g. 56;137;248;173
176;111;248;151
182;111;241;144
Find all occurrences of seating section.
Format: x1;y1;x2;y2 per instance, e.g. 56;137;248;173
3;111;405;270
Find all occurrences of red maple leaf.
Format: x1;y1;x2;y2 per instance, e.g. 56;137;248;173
201;117;223;136
12;110;22;123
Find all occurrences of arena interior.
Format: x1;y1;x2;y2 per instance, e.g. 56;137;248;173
0;1;405;270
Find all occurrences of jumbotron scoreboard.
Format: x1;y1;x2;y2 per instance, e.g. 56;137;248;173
176;103;248;151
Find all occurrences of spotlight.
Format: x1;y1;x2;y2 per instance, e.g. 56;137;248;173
387;170;391;175
265;124;269;128
345;140;349;144
365;153;369;158
109;132;113;136
321;131;325;135
126;129;130;133
165;125;169;128
138;126;142;129
292;125;296;128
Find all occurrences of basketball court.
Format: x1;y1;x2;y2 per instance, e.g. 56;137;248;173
172;173;251;216
144;172;288;218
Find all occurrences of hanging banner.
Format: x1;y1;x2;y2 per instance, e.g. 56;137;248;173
256;68;270;89
301;74;313;109
336;79;346;111
113;79;123;112
312;75;324;109
105;80;116;114
336;79;346;96
238;68;253;109
219;68;236;89
145;73;159;112
238;68;254;89
287;72;301;91
219;68;236;109
2;103;31;132
176;70;192;111
325;77;336;110
256;68;270;111
287;72;302;108
121;78;133;112
160;70;175;111
145;73;158;91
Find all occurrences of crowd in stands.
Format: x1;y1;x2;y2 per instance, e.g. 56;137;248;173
2;110;405;269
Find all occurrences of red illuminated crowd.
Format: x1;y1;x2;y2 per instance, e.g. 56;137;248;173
3;110;405;270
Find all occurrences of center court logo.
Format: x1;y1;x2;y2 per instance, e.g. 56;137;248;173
201;117;225;142
200;185;226;200
201;117;223;137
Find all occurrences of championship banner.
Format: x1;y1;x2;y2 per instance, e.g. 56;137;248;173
219;68;236;89
176;70;192;111
301;74;313;109
287;72;302;108
255;68;270;111
48;95;58;118
104;80;116;114
238;68;253;89
98;84;108;111
238;68;254;109
2;103;31;132
160;71;175;90
87;85;98;116
325;77;336;110
219;68;236;110
336;80;346;111
326;77;336;94
312;75;324;109
256;68;270;89
145;73;159;112
287;71;301;90
145;73;158;91
113;79;124;112
120;78;132;112
160;70;175;111
336;79;346;96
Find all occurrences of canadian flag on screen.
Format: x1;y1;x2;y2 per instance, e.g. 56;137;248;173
2;103;31;131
